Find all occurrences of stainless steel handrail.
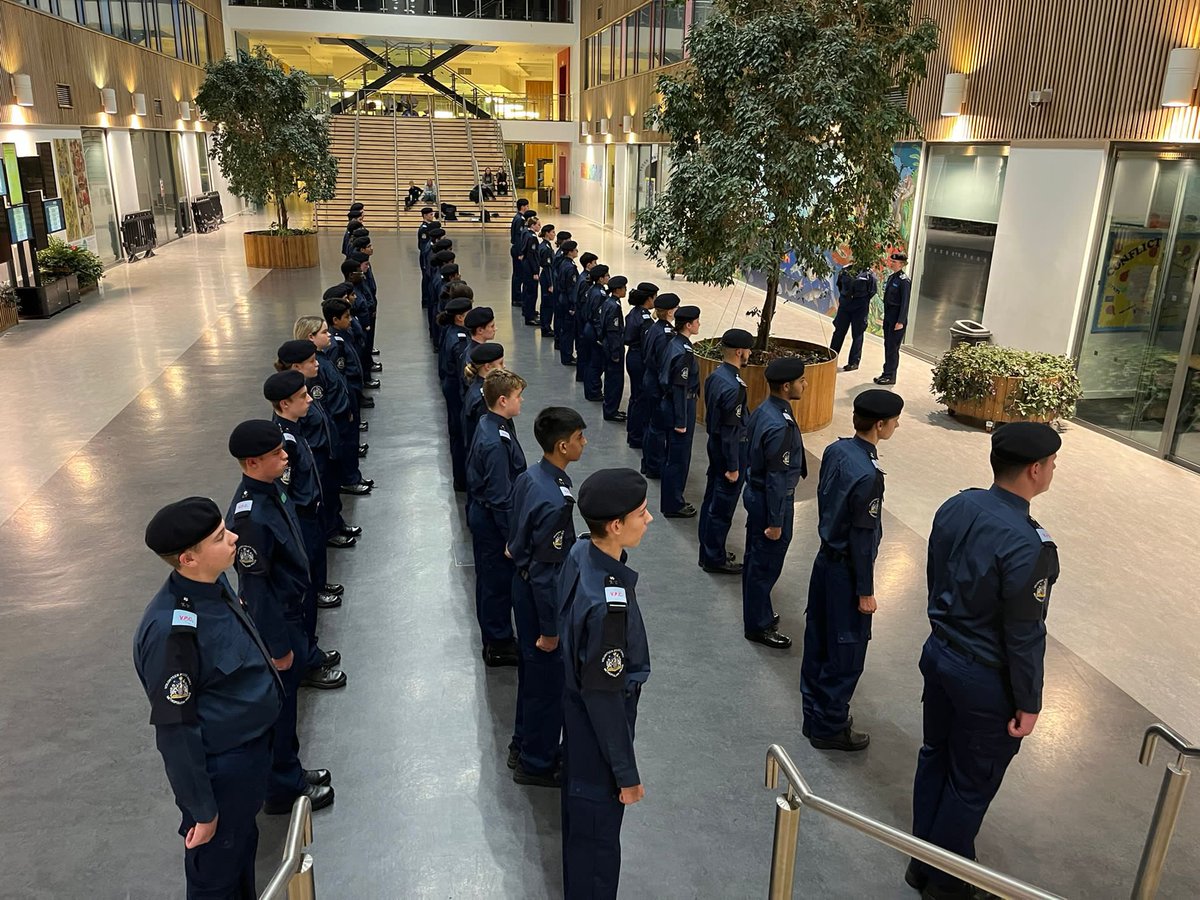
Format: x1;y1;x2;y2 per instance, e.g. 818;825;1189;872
764;744;1063;900
1131;724;1199;899
258;794;315;900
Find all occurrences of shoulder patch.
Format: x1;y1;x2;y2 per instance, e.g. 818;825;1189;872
604;584;628;608
234;499;253;517
1033;578;1049;602
336;357;345;370
310;385;324;400
602;648;625;678
868;498;882;518
282;432;297;443
782;451;791;466
281;467;292;485
163;673;192;705
552;530;565;550
498;428;512;441
171;608;197;630
237;545;258;568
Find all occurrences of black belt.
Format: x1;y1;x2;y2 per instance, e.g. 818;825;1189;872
819;544;848;562
932;626;1004;670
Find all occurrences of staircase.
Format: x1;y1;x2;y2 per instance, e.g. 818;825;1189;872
316;114;513;232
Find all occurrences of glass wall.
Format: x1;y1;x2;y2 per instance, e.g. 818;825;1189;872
195;133;212;193
583;0;699;88
19;0;211;64
909;144;1008;356
129;130;187;243
80;129;122;264
1076;151;1200;464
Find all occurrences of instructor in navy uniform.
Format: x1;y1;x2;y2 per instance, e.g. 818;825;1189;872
801;389;903;752
135;497;283;899
907;422;1061;900
559;468;653;900
875;252;911;386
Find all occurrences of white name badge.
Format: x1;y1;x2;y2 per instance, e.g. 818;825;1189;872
283;432;297;443
499;429;511;440
234;500;253;515
1036;527;1053;543
605;586;628;607
559;485;574;499
172;609;197;629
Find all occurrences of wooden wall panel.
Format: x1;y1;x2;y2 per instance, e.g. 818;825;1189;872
0;0;221;130
581;0;643;36
580;65;681;143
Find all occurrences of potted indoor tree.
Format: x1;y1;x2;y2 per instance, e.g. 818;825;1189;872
196;46;338;268
931;343;1083;427
38;238;104;294
0;280;18;333
634;0;936;431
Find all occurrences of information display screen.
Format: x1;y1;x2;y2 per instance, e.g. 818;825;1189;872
7;203;32;243
43;197;65;233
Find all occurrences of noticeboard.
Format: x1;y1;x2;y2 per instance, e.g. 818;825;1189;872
44;197;65;234
7;203;32;244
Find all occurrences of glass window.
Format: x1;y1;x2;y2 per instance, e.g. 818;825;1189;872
109;0;127;39
624;13;636;79
660;0;684;65
82;0;102;29
195;9;208;65
691;0;713;29
598;26;611;84
56;0;80;23
157;0;176;57
196;133;211;193
126;0;147;45
80;129;122;264
635;4;651;73
610;22;621;79
649;0;661;67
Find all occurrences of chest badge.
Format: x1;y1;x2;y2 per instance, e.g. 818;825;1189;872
552;530;564;550
281;467;292;485
164;673;192;705
602;648;625;678
681;367;689;380
782;451;791;466
1034;579;1049;602
869;498;882;518
237;545;258;568
311;385;324;400
336;357;345;370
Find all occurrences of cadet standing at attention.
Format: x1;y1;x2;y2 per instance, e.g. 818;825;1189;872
462;342;506;453
559;468;653;900
697;328;754;574
135;497;284;899
579;264;610;402
573;253;599;382
640;293;678;479
598;275;628;422
623;284;656;450
506;406;588;788
741;358;808;650
907;423;1061;900
830;265;879;373
510;198;530;307
538;223;557;336
801;389;904;752
659;305;701;518
875;252;911;386
554;241;581;367
437;296;473;493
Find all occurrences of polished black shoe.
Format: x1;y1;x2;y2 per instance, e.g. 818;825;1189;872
744;629;792;649
340;483;372;496
300;666;347;690
513;763;561;788
701;560;743;575
772;613;781;628
340;525;363;538
664;503;698;519
303;768;332;787
874;376;896;385
803;715;852;739
365;379;381;390
316;591;343;609
604;411;629;422
809;726;870;752
326;534;357;548
359;478;375;488
323;583;345;596
264;782;334;815
905;860;927;892
319;649;341;668
541;330;555;337
359;396;376;409
371;348;380;356
359;421;369;432
371;362;383;372
842;363;859;372
358;445;369;458
506;745;520;770
482;642;519;667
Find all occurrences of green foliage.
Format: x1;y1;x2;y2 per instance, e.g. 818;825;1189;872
693;336;831;367
634;0;938;349
195;47;338;232
930;343;1083;421
37;238;104;287
0;280;16;309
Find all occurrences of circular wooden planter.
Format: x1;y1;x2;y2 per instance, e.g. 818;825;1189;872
243;231;319;269
943;375;1059;427
695;337;837;433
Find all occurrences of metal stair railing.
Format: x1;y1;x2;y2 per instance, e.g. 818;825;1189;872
1132;724;1200;899
392;108;401;228
462;113;488;230
427;113;443;216
258;795;314;899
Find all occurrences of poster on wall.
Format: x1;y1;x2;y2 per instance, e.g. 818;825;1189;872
2;144;22;203
69;139;94;239
742;142;922;336
1090;229;1200;332
52;139;93;242
44;198;66;234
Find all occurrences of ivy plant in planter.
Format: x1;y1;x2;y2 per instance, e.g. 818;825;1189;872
38;238;105;289
931;343;1083;423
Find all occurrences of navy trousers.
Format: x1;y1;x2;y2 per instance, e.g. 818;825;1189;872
625;352;645;448
441;376;468;490
697;447;744;567
800;553;871;738
178;733;271;900
660;398;696;514
574;319;589;382
316;456;346;539
641;391;667;477
557;306;577;365
266;622;309;807
510;256;522;306
830;302;868;367
467;504;515;645
583;342;604;401
296;507;328;672
512;572;564;774
741;486;793;632
334;412;363;486
521;274;539;323
911;634;1022;891
602;353;625;419
882;316;902;378
540;282;555;335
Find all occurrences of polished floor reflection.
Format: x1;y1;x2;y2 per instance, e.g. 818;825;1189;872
0;216;1199;897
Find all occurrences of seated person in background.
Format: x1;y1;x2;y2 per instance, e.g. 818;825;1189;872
483;167;496;188
422;179;438;202
469;185;482;204
497;170;509;196
441;201;458;221
405;183;422;210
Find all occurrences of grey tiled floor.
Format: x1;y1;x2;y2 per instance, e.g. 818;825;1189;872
1;220;1199;898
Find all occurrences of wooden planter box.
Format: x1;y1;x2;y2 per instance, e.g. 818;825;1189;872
695;337;837;433
944;375;1059;426
15;273;80;319
0;303;18;334
243;231;319;269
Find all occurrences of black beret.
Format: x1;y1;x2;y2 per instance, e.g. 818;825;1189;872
637;282;659;294
558;231;573;240
351;227;369;238
421;206;434;215
578;468;647;522
348;251;370;264
322;283;354;301
351;235;371;248
277;339;317;364
145;496;223;555
522;210;538;220
627;289;645;306
674;305;701;322
427;227;446;238
991;422;1061;464
440;264;460;277
228;419;283;459
765;357;806;383
853;389;904;420
432;250;455;265
349;202;364;210
561;240;578;252
470;342;504;364
346;210;361;219
654;292;680;310
580;252;598;267
721;328;755;349
890;251;908;262
464;306;494;329
608;276;628;290
264;370;307;403
590;264;610;280
445;297;472;315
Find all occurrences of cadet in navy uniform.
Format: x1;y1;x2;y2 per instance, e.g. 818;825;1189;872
573;253;599;382
559;468;652;900
537;223;557;335
579;264;610;401
466;369;528;666
507;407;588;787
741;358;808;649
659;305;701;518
554;241;581;366
698;328;754;573
510;198;530;307
640;293;678;478
830;265;879;372
462;342;506;453
801;389;904;752
135;497;284;899
623;283;656;450
321;294;375;493
598;275;628;421
908;423;1061;900
875;252;911;385
518;211;542;325
224;421;340;819
416;206;436;251
437;297;473;492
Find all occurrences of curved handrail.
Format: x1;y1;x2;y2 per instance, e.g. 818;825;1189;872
1139;723;1200;766
259;795;313;900
764;744;1064;900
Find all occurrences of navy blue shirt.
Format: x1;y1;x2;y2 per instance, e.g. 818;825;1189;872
438;322;469;382
274;414;322;512
624;306;653;354
133;572;282;823
927;486;1059;713
296;392;334;461
466;411;528;534
703;362;748;472
816;436;885;595
883;270;912;324
559;541;651;795
313;350;350;418
328;329;363;391
836;268;878;311
745;396;807;526
598;295;624;360
538;238;555;287
462;375;487;450
660;332;699;429
641;319;674;397
508;459;578;636
510;212;525;244
556;257;579;304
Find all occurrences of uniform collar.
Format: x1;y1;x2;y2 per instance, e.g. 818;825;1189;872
538;457;570;484
851;435;878;459
719;362;740;376
239;474;281;497
168;570;228;604
586;540;638;588
989;484;1031;514
484;410;511;428
766;395;792;413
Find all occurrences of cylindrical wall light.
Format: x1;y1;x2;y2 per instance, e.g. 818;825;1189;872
599;117;611;135
100;87;118;115
940;73;967;116
179;100;192;120
11;73;34;107
132;92;147;116
1161;47;1200;107
621;114;634;133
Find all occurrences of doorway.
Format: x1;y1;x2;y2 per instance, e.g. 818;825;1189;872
129;130;187;243
605;143;616;226
80;129;121;265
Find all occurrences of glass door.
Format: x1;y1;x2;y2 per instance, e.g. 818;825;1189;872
1167;279;1200;466
80;129;121;265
